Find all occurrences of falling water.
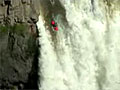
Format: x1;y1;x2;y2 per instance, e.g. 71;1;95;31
37;0;120;90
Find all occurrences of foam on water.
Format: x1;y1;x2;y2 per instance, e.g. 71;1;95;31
37;0;120;90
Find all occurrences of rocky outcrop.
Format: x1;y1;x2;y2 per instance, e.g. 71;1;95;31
0;0;40;89
0;0;40;24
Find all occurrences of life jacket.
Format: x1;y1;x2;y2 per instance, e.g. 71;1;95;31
54;27;58;31
51;21;55;25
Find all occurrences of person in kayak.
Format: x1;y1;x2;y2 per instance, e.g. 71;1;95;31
51;19;58;31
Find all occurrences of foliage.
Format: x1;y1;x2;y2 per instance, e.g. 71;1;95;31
0;24;28;35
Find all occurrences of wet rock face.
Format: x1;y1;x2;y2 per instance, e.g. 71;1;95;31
0;0;40;89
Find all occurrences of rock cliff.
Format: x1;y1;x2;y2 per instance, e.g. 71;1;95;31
0;0;40;89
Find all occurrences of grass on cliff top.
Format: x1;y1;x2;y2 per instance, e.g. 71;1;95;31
0;24;28;35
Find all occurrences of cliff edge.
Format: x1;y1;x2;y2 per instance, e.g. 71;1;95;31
0;0;40;89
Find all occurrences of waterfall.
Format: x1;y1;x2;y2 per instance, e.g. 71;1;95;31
37;0;120;90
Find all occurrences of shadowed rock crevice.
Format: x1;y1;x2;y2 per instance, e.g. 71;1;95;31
4;0;11;15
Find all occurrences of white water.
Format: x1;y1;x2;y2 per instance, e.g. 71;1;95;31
37;0;120;90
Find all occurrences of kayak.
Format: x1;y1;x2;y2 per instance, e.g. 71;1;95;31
51;19;58;31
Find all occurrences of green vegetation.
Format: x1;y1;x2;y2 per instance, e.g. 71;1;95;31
0;24;28;35
0;25;9;32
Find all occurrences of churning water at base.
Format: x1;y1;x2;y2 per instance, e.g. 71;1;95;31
37;0;120;90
